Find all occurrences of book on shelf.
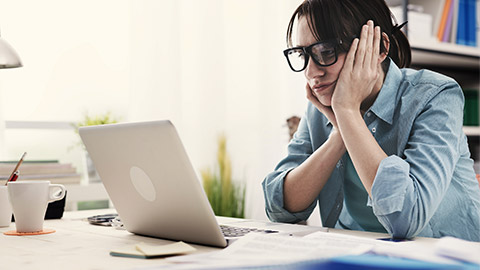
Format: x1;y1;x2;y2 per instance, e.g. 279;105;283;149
14;173;81;185
456;0;468;45
454;0;477;46
0;162;77;175
437;0;452;41
465;0;477;47
442;0;455;42
449;0;460;43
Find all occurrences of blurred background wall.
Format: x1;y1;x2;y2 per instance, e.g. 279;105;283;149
0;0;309;220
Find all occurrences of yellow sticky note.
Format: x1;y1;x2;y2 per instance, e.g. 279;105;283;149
110;241;196;259
136;241;196;256
110;246;147;259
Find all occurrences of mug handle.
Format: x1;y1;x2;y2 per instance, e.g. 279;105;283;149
48;184;66;203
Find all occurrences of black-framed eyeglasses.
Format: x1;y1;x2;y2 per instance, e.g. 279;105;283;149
283;39;344;72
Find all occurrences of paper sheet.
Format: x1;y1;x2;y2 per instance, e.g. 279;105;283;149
434;237;480;264
214;232;375;262
135;232;478;269
308;232;476;266
153;232;377;269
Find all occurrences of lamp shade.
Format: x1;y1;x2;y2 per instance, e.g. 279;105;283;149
0;36;22;69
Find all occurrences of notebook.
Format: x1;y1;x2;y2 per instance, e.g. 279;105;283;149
79;120;322;247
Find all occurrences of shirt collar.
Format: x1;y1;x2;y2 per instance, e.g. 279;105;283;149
368;59;402;125
323;58;402;128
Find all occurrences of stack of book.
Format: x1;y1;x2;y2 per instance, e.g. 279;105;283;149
0;160;81;185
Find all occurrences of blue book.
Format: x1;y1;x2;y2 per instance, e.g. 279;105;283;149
217;255;478;270
465;0;477;46
456;0;467;45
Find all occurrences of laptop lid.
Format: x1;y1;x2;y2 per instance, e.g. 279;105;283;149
79;120;228;247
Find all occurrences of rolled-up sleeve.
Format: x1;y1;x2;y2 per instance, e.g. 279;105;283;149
262;115;318;223
368;83;464;239
262;169;317;223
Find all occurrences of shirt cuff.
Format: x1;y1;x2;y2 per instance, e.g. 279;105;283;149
263;169;317;223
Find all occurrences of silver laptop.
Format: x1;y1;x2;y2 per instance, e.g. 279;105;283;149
79;120;323;247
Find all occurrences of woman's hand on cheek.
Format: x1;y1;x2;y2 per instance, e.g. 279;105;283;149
331;20;382;115
306;84;339;129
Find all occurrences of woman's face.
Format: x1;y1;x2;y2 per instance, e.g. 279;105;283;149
297;16;346;107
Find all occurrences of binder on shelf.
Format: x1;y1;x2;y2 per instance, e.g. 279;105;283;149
442;0;455;42
465;0;477;47
456;0;468;45
450;0;460;43
432;0;447;39
437;0;452;41
477;0;480;47
463;89;479;126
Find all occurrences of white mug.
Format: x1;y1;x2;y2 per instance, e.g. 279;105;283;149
0;186;12;227
8;181;66;233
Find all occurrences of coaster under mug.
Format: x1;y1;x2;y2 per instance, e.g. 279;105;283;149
4;228;56;236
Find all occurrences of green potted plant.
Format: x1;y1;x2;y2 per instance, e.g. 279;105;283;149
73;112;118;133
201;135;245;218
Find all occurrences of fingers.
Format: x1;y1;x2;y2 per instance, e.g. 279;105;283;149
342;37;358;74
372;25;381;69
363;20;374;69
353;20;382;71
354;23;368;70
345;20;383;74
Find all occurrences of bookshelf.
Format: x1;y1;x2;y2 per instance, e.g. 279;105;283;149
410;39;480;69
388;0;480;168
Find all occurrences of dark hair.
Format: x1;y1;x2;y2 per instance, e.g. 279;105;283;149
286;0;411;68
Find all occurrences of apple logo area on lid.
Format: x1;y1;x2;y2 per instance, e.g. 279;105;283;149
129;166;156;202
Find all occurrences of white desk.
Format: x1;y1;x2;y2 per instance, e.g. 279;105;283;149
0;209;465;270
1;209;217;270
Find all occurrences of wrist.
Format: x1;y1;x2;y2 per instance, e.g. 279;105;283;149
328;128;346;152
334;107;362;121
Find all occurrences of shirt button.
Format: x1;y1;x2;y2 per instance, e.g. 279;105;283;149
366;112;372;117
372;127;376;133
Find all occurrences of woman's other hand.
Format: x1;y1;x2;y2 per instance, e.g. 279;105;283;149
332;20;382;115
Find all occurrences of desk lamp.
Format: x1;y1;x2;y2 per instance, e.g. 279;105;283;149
0;29;22;68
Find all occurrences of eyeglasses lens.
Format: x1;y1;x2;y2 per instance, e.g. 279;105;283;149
286;48;307;72
310;43;336;66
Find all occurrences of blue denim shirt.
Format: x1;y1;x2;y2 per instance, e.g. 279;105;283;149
262;60;480;241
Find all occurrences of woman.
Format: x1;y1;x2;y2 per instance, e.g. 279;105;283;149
262;0;480;241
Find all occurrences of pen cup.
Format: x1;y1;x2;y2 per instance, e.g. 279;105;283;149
8;181;66;233
0;186;12;227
